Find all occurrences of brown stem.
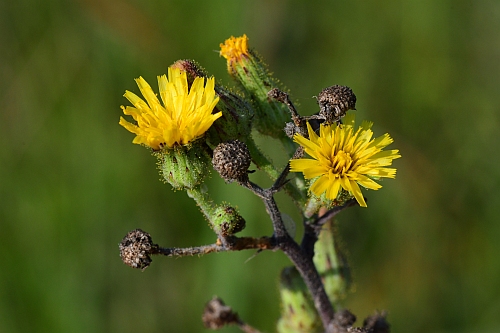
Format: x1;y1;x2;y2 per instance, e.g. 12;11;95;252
238;175;336;331
152;236;275;258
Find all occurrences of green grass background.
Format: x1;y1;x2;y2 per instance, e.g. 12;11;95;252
1;1;500;332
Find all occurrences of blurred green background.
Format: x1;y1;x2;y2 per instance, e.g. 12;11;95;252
2;0;500;332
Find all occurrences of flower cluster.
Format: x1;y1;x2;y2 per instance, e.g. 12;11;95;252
117;34;402;333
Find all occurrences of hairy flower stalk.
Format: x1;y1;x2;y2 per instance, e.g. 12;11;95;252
290;114;401;207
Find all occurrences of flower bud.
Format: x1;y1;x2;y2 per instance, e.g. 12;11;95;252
317;85;356;124
277;266;322;333
157;141;211;190
220;35;291;140
212;140;251;182
119;229;156;270
171;59;208;83
211;204;246;236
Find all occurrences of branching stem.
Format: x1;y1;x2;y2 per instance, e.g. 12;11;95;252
238;165;336;331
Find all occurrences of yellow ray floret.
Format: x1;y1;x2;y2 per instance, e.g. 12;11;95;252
119;67;221;150
219;34;249;72
290;115;401;207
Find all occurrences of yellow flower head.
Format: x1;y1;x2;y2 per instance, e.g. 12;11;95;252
119;67;221;150
219;34;249;73
290;115;401;207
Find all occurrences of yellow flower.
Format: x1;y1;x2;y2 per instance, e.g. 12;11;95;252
290;115;401;207
219;34;249;73
119;67;221;150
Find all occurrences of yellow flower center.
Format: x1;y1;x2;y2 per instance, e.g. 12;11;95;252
331;150;353;175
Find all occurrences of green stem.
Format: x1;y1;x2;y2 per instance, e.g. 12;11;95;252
186;185;217;227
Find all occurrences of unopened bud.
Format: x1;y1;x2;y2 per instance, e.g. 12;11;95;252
171;59;208;83
212;204;246;236
220;35;291;140
119;229;156;270
317;85;356;124
212;140;251;182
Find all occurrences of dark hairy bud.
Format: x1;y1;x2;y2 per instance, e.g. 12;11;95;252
317;85;356;124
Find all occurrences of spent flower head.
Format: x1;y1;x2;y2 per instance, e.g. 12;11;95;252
290;114;401;207
119;67;221;150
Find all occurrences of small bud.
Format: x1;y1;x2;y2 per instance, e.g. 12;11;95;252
202;297;240;329
119;229;156;270
317;85;356;124
212;140;251;182
157;141;211;190
171;59;208;83
212;204;246;236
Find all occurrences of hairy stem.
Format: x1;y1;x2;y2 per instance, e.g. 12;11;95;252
186;185;217;225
